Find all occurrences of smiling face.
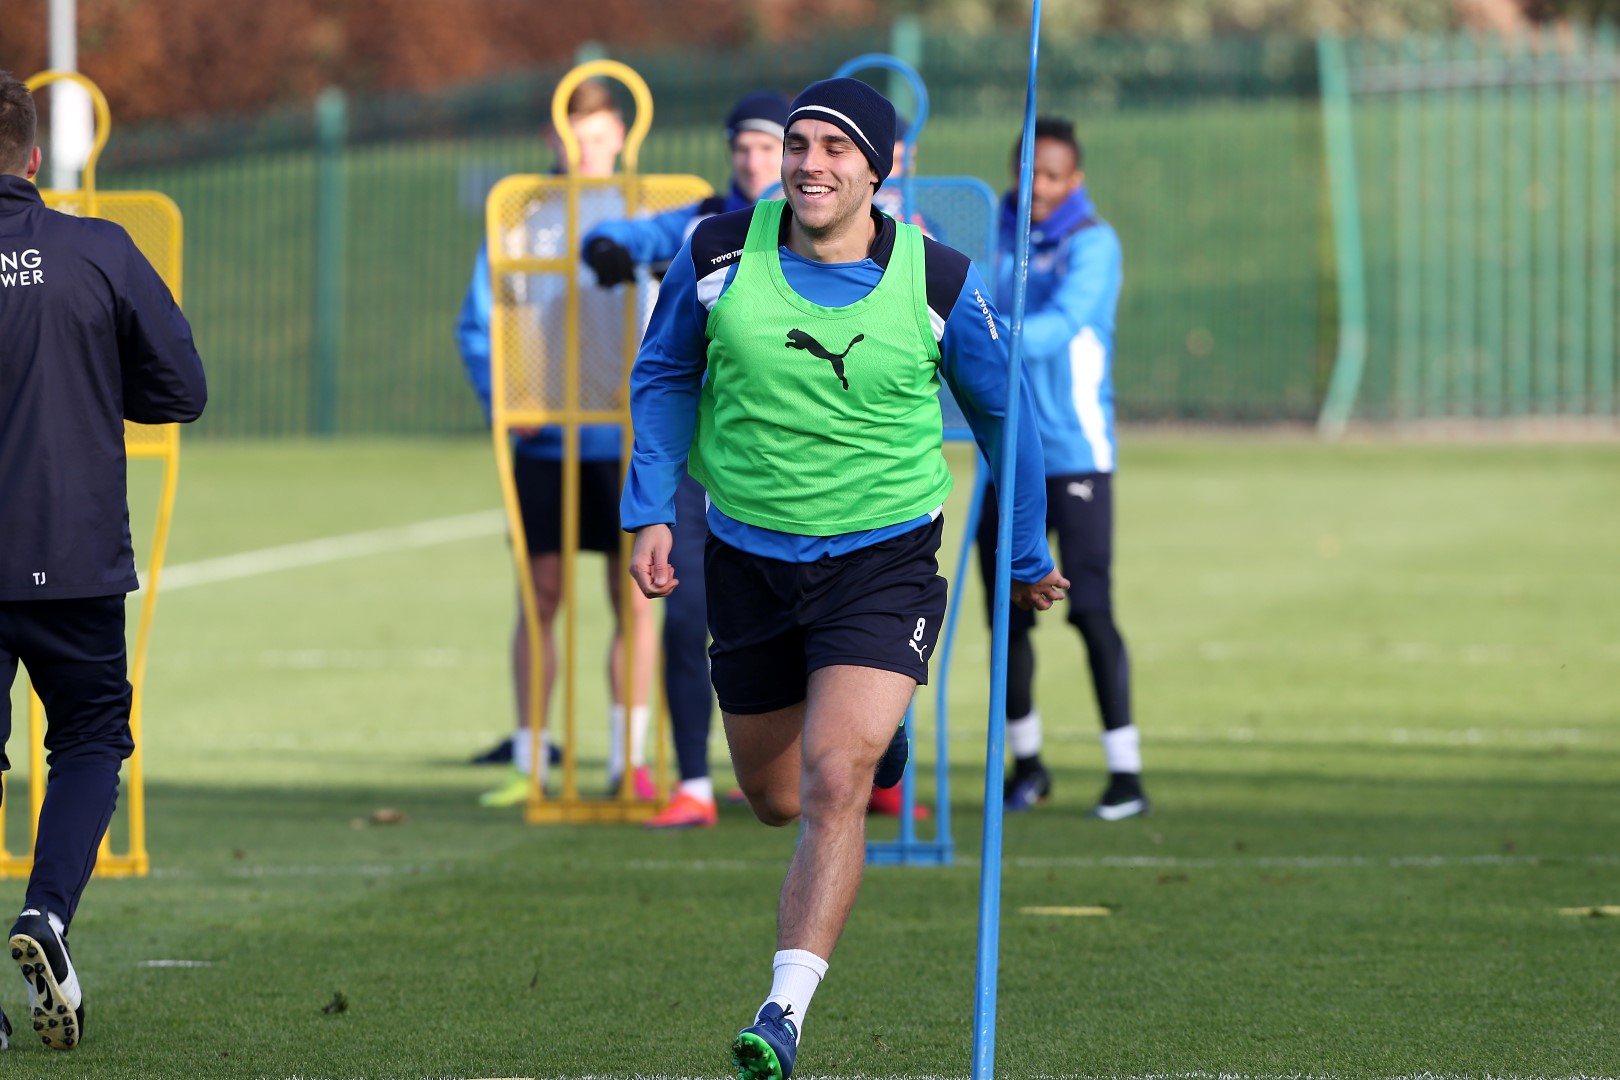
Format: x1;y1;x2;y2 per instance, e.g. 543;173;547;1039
731;130;783;201
781;118;878;239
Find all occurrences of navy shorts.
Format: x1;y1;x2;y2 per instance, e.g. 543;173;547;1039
513;456;623;555
705;517;949;715
977;472;1115;632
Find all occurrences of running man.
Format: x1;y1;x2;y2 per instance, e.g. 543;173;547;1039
620;78;1065;1080
0;71;207;1050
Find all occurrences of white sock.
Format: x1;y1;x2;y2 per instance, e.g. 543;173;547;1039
1007;710;1043;759
1101;724;1141;774
678;777;714;803
608;705;626;778
629;704;650;767
760;949;826;1043
513;728;533;774
609;705;653;775
513;729;548;785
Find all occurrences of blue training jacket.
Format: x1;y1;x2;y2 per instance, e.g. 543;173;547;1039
455;186;644;462
583;180;755;269
995;185;1122;475
622;203;1056;584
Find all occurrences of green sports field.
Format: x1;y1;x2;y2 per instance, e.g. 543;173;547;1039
4;435;1617;1079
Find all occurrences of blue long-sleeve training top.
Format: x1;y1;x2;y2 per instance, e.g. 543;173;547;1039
0;174;207;600
455;186;648;461
582;180;755;270
622;203;1056;584
995;185;1122;475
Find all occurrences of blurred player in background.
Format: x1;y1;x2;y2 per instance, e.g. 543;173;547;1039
871;115;931;235
579;89;791;829
456;78;658;806
976;116;1147;820
622;78;1065;1080
0;71;208;1050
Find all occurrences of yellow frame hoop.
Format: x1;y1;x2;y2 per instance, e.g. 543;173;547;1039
23;70;112;217
486;60;700;823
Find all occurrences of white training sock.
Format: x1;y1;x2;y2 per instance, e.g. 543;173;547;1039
610;705;654;775
1007;710;1043;759
629;704;650;767
760;949;827;1043
513;728;533;775
512;729;548;785
608;705;626;778
1101;724;1142;774
678;776;714;803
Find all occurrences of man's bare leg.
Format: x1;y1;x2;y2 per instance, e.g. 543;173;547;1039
605;555;659;786
779;665;914;957
513;553;562;764
481;554;561;806
727;665;916;1071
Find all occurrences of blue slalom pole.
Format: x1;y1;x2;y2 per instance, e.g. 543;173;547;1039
971;1;1041;1077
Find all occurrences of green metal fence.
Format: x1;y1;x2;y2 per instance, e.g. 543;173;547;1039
1319;29;1620;429
84;31;1328;437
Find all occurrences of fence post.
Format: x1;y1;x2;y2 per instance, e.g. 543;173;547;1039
312;86;346;437
1316;36;1368;437
890;15;923;105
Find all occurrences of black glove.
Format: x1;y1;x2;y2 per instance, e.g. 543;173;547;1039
583;236;636;287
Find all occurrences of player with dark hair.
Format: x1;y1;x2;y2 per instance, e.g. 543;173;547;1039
0;70;208;1049
457;79;659;806
578;89;792;829
977;115;1148;820
621;77;1066;1080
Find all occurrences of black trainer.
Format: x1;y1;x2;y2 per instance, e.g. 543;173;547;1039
469;736;562;767
1090;772;1149;821
468;736;514;765
0;1002;11;1050
10;909;83;1050
1003;762;1052;812
872;722;909;789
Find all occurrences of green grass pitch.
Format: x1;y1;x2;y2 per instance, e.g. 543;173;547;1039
3;435;1617;1078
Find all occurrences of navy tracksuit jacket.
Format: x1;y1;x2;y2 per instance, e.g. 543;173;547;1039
0;171;206;924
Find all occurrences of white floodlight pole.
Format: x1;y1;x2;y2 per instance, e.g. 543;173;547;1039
48;0;94;191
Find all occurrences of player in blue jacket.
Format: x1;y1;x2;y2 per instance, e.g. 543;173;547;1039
577;90;790;829
621;80;1066;1080
0;72;207;1050
456;79;658;807
580;90;789;286
977;116;1147;820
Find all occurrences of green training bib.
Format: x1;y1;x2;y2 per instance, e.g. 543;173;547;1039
689;200;953;535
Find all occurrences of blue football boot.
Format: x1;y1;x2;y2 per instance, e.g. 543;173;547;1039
1003;762;1052;813
872;722;909;790
732;1002;799;1080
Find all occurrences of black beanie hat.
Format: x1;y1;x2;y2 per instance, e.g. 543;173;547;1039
786;78;896;188
725;90;791;144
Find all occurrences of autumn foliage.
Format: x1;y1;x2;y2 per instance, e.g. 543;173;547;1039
0;0;884;122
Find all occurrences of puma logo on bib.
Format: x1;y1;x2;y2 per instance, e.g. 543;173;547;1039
785;328;864;390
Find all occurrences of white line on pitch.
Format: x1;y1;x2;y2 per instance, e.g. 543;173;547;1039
494;1073;1620;1080
150;862;459;879
143;509;506;592
148;852;1620;881
624;853;1620;873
